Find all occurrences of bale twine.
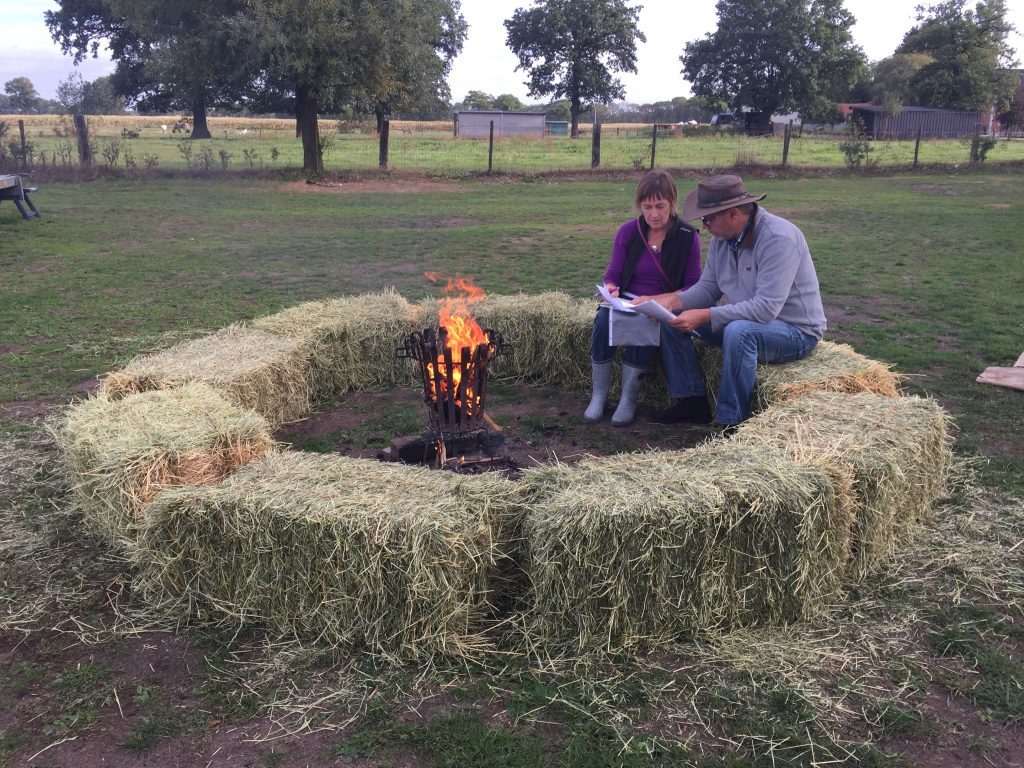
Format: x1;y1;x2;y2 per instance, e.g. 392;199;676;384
100;325;315;428
54;383;274;546
136;451;519;659
515;443;854;651
732;391;951;577
251;289;425;400
697;340;900;415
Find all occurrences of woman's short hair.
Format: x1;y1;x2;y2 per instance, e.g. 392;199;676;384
635;168;678;214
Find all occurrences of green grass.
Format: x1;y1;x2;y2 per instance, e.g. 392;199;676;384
120;706;188;750
2;170;1020;492
13;114;1024;174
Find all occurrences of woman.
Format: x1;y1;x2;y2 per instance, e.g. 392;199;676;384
585;169;705;426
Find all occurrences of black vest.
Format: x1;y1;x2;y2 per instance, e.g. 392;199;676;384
620;216;698;293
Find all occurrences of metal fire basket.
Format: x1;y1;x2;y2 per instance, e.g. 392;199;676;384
398;327;508;435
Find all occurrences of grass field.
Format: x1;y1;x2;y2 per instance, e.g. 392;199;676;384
5;113;1024;174
1;169;1022;767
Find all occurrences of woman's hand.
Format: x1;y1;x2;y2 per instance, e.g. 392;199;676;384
604;282;620;298
631;291;682;313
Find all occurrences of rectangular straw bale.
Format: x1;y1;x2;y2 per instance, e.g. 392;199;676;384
515;443;853;650
696;340;900;415
251;290;426;399
55;383;274;546
732;391;951;577
456;293;595;391
136;451;518;658
100;325;315;427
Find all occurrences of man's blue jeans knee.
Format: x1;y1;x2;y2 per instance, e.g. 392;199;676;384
697;320;818;424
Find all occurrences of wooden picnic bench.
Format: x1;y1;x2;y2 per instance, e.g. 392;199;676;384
0;173;41;220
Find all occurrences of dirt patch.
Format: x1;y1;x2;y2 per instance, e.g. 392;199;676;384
275;384;717;471
284;179;468;195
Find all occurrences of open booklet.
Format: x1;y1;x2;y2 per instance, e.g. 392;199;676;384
596;284;676;323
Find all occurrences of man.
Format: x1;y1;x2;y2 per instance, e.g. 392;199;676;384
640;174;826;429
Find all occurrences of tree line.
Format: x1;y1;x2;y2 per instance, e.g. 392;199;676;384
5;0;1019;172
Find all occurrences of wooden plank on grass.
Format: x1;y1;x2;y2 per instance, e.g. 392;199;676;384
977;366;1024;392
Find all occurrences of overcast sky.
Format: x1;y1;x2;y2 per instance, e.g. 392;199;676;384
3;0;1023;105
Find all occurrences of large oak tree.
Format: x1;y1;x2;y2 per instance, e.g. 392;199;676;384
504;0;645;137
896;0;1018;112
682;0;865;130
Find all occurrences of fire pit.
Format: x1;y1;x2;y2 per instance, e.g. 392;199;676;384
381;275;515;473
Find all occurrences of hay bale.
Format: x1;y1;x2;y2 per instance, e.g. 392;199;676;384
136;451;518;658
55;383;274;546
251;290;426;400
697;340;900;415
445;293;595;391
515;443;854;650
732;392;951;577
100;325;315;427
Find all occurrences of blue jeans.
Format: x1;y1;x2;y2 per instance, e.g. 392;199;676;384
591;307;706;398
696;319;818;425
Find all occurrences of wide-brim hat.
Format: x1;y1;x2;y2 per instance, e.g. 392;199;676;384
682;174;766;221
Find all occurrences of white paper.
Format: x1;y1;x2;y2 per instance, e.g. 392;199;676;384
596;284;676;323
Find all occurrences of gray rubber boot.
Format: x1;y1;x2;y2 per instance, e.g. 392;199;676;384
584;360;613;422
611;364;645;426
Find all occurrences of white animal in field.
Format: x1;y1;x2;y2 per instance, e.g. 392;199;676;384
236;128;249;135
161;124;168;133
172;120;190;133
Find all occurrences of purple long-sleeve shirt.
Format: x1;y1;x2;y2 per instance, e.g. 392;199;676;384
603;218;702;295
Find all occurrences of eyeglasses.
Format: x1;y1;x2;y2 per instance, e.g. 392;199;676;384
701;209;727;226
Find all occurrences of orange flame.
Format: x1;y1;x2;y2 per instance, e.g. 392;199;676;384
424;272;488;406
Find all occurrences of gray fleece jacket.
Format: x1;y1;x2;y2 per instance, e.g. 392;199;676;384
677;206;827;339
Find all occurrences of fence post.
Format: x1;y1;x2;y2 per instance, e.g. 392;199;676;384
782;122;791;169
912;126;922;169
379;119;389;169
17;120;28;169
488;120;494;174
650;123;657;169
591;122;601;168
73;114;93;168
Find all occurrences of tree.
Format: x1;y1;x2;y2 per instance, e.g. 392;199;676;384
870;53;935;113
681;0;865;132
492;93;525;111
56;72;86;114
896;0;1018;112
46;0;250;138
504;0;645;137
3;77;42;113
348;0;466;133
459;90;495;110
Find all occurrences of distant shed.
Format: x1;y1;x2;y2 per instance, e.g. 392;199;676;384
850;105;982;140
545;120;569;136
454;111;547;139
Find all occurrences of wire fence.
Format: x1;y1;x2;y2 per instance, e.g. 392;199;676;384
4;114;1023;176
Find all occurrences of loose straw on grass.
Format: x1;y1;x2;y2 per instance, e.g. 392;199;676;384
54;383;274;546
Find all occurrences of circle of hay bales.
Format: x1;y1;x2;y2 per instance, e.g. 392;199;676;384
55;291;950;658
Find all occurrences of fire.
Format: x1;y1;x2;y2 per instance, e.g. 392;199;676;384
424;272;488;406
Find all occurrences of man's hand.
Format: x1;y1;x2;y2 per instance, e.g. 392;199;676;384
668;308;711;332
631;291;682;313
